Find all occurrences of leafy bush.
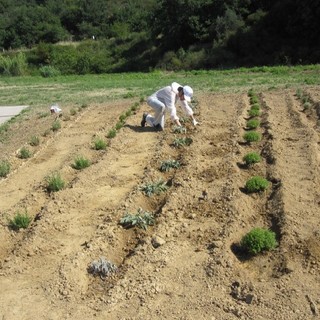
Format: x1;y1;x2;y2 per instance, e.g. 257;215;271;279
0;53;28;76
248;108;261;117
18;147;32;159
9;211;32;230
93;138;107;150
246;119;260;129
243;131;261;143
250;95;259;104
243;152;261;166
39;65;61;77
251;103;260;111
245;176;269;193
160;159;181;172
140;179;168;197
46;172;65;192
241;228;278;255
120;208;155;230
115;121;124;130
0;160;10;177
29;136;40;146
72;156;90;170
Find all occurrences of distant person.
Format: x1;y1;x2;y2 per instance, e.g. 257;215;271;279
141;82;198;130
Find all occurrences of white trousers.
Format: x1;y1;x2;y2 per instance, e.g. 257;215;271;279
146;96;165;129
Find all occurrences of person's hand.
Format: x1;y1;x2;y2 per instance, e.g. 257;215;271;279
192;119;198;126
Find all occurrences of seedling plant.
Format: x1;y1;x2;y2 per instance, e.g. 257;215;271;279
120;208;155;230
246;119;260;129
173;137;193;148
72;156;90;170
140;179;169;197
46;172;65;192
8;210;32;230
243;152;261;166
241;227;278;255
243;131;261;143
18;147;32;159
88;257;117;279
159;159;181;172
93;138;107;150
0;160;10;177
245;176;269;193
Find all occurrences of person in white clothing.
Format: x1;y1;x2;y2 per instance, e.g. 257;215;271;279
141;82;198;130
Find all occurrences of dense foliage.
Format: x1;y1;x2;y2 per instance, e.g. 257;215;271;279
1;0;319;74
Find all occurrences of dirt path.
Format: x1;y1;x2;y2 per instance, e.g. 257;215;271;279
1;89;320;319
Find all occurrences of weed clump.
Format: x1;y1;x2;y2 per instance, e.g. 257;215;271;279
241;228;278;255
245;176;269;193
243;131;261;143
9;210;32;230
0;160;10;177
243;152;261;166
120;208;155;230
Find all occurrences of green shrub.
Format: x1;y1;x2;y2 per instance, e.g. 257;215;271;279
72;156;90;170
246;119;260;129
243;152;261;166
39;65;61;77
46;172;65;192
250;95;259;104
160;159;181;172
51;120;61;131
107;128;117;139
251;103;260;111
0;52;28;76
241;228;278;255
248;109;261;117
0;160;10;177
140;179;169;197
243;131;261;143
29;135;40;146
245;176;269;193
93;138;107;150
120;208;155;230
119;113;127;122
9;210;32;230
115;121;124;130
19;147;32;159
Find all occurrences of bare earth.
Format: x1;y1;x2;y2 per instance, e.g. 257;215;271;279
0;88;320;320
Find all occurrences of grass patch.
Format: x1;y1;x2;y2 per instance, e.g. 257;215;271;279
93;137;107;150
241;228;278;255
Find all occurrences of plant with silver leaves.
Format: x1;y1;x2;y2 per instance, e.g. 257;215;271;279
87;257;117;279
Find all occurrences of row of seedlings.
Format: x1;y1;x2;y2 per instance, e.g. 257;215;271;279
238;89;277;256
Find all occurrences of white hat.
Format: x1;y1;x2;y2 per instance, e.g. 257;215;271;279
183;85;193;102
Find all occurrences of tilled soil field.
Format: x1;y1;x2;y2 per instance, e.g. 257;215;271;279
0;87;320;320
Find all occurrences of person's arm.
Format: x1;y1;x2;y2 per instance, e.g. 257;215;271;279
180;100;198;126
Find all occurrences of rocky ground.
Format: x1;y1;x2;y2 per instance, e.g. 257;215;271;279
0;87;320;320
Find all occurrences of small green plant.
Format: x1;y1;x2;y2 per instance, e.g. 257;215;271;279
295;88;303;99
29;135;40;146
115;121;124;130
51;120;61;131
248;89;255;97
251;103;260;111
0;160;10;177
140;179;169;197
160;159;181;172
120;208;155;230
18;146;32;159
173;126;187;134
43;129;51;137
87;257;117;278
250;95;259;104
243;152;261;166
46;172;65;192
173;137;193;147
70;108;77;116
37;111;50;119
107;128;117;138
131;102;139;111
241;227;278;255
119;113;127;122
243;131;261;143
245;176;269;193
8;210;32;230
125;109;132;117
248;108;260;117
93;138;107;150
72;156;90;170
246;119;260;129
303;102;312;110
